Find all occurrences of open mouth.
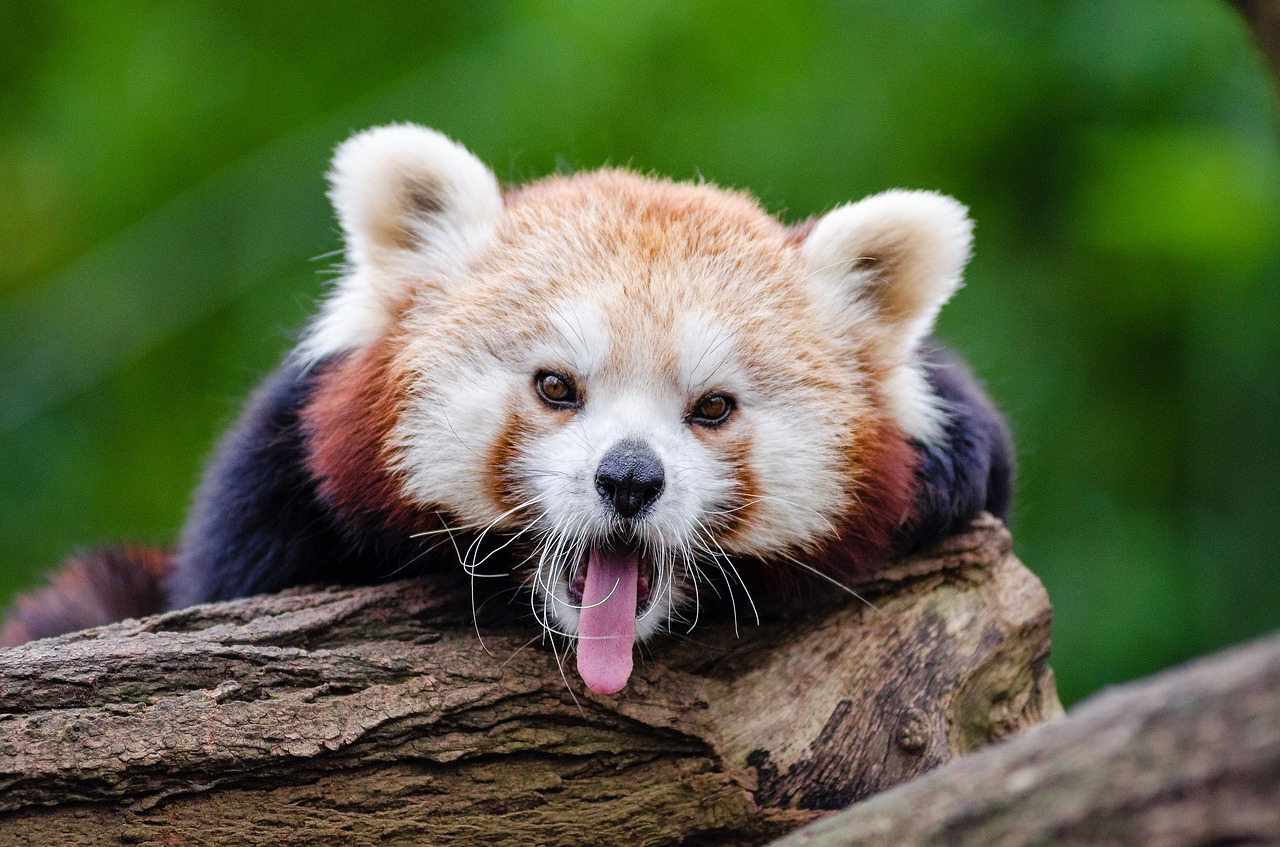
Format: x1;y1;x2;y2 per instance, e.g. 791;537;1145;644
567;543;654;609
565;538;654;695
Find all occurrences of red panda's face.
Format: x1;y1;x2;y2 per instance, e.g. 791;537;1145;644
305;126;973;693
386;176;868;662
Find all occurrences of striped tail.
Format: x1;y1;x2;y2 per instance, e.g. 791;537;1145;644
0;547;172;647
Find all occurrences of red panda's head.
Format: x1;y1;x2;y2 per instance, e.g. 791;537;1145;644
300;125;973;694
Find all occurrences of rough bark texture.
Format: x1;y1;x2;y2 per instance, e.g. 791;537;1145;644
1232;0;1280;86
769;628;1280;847
0;515;1060;846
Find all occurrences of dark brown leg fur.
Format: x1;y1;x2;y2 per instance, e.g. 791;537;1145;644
0;547;171;647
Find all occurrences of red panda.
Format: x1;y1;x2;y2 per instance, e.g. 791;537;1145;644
1;125;1011;695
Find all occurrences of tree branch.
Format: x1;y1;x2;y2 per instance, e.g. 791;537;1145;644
0;516;1058;846
770;629;1280;847
1232;0;1280;87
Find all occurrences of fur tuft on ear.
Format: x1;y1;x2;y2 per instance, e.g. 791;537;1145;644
298;124;503;362
801;190;974;443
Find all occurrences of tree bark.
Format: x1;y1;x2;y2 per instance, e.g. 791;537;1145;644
768;628;1280;847
1232;0;1280;86
0;515;1058;846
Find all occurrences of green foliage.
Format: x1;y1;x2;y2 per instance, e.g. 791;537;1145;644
2;0;1277;704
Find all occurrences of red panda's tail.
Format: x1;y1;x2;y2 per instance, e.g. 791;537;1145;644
0;547;172;647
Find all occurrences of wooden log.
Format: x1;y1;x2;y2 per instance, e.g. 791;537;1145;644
769;628;1280;847
0;515;1059;846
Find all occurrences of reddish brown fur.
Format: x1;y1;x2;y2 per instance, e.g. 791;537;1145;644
710;436;765;543
783;217;818;246
728;411;919;594
812;416;919;583
0;546;171;647
301;337;444;537
485;404;538;516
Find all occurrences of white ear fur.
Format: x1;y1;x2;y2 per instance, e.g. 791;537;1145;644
297;124;503;362
801;190;973;442
801;190;972;360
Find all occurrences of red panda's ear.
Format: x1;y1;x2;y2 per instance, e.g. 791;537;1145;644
298;124;503;362
800;190;972;366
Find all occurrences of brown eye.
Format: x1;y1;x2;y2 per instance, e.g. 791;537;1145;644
535;371;580;409
689;392;734;427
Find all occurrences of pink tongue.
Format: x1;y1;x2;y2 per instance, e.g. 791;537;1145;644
576;546;639;694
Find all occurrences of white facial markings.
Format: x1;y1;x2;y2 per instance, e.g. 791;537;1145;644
386;274;864;657
723;388;850;553
680;313;740;395
540;299;610;381
500;300;759;643
387;240;886;649
392;350;518;526
677;311;851;557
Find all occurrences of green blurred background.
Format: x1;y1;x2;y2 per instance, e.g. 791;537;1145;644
2;1;1277;706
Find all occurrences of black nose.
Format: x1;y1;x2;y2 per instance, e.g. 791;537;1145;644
595;440;665;519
